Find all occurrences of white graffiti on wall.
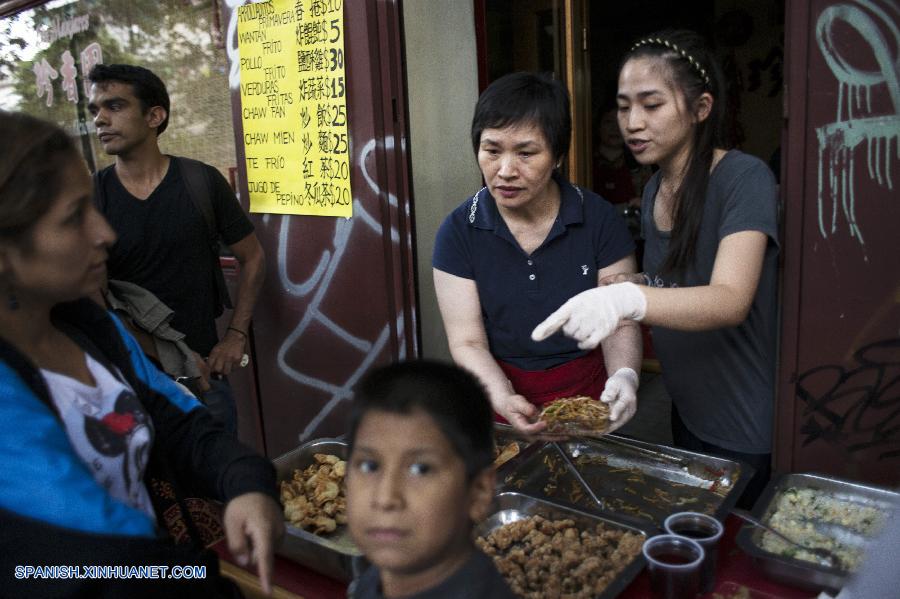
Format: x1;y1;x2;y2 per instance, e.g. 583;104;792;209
226;0;249;90
275;137;408;443
222;0;420;444
226;0;412;443
815;0;899;247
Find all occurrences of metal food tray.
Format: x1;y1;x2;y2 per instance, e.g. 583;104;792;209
493;423;534;467
735;472;899;593
272;438;362;582
474;492;650;599
498;435;750;529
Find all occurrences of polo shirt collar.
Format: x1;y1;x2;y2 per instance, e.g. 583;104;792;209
468;171;585;232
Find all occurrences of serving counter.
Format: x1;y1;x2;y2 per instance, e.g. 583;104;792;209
212;515;817;598
213;430;840;598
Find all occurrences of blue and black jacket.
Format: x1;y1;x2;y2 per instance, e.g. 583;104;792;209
0;298;276;598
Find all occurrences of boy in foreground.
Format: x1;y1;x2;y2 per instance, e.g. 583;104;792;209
345;360;516;598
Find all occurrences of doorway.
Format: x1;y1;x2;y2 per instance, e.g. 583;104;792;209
477;0;786;189
475;0;786;443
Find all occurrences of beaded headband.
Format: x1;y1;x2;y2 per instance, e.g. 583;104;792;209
630;37;711;87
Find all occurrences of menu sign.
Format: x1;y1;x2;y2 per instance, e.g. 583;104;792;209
237;0;352;217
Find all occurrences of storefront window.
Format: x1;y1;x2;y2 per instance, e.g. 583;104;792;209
0;0;236;176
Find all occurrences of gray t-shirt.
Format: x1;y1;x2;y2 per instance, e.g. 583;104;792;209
642;150;779;454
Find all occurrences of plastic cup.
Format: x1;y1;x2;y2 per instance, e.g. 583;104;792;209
664;511;725;593
642;534;705;599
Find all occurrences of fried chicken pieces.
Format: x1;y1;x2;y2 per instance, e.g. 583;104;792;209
476;515;643;599
280;453;347;535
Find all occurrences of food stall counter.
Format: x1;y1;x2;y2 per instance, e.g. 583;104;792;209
213;514;817;599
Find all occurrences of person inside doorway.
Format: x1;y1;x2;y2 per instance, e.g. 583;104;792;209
592;105;650;208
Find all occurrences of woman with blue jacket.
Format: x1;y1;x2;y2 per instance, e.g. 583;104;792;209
0;111;283;597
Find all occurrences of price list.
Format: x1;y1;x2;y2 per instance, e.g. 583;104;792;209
237;0;352;216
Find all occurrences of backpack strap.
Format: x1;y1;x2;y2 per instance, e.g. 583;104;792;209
92;167;108;214
175;157;233;312
177;157;218;246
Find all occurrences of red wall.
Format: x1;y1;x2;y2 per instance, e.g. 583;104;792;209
777;0;899;484
219;0;416;458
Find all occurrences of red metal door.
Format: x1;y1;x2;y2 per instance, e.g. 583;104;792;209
777;0;899;484
219;0;417;457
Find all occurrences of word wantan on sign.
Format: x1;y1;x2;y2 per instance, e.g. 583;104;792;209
237;0;352;217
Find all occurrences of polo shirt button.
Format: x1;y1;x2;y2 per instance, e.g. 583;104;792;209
529;274;536;281
527;260;533;266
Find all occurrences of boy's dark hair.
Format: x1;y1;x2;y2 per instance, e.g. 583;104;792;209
88;64;170;135
347;360;494;480
471;72;571;162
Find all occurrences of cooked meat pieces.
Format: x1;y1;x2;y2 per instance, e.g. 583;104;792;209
476;515;643;598
279;453;347;535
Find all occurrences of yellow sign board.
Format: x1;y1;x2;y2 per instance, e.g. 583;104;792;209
237;0;352;216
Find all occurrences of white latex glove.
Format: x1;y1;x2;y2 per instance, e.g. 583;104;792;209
601;367;639;433
531;282;647;350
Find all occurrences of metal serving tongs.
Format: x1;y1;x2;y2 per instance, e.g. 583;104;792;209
731;508;845;570
552;442;606;510
589;434;690;468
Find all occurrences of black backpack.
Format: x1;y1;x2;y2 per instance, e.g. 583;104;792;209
93;157;233;317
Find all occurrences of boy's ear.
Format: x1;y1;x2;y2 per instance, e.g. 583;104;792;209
468;467;496;523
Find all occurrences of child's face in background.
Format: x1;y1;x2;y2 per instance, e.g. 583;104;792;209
347;408;493;593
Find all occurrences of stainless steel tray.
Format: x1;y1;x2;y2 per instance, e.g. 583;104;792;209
735;472;899;593
493;423;534;468
474;491;650;599
498;435;750;529
272;438;362;582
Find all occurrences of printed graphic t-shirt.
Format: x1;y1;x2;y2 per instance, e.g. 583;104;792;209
41;354;157;521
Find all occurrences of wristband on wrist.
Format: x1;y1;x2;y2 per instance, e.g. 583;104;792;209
227;326;248;340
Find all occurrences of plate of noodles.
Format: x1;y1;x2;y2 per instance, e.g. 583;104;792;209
539;396;611;437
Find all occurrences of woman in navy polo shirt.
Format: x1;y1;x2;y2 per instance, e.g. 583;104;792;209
433;72;643;436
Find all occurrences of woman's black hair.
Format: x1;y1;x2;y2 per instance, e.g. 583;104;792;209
621;29;726;278
0;111;80;245
347;360;495;480
471;72;571;162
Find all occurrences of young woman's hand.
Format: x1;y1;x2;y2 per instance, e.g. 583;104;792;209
600;367;639;433
532;283;647;350
223;492;285;595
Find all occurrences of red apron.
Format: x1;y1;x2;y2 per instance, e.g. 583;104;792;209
496;348;608;422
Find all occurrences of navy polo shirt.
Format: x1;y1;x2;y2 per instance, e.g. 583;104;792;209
433;174;634;370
